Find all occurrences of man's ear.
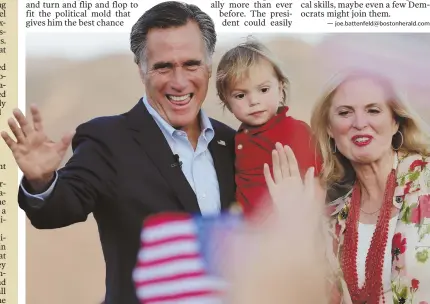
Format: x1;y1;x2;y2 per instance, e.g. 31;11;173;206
138;65;146;82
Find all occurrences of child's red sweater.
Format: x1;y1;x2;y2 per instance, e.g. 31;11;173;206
235;106;322;216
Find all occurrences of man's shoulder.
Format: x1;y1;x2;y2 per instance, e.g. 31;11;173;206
76;100;145;134
71;108;140;150
209;118;236;137
76;114;126;134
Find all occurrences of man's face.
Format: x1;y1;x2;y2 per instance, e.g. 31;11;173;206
141;21;211;129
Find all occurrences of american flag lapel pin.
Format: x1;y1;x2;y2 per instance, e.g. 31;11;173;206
217;140;226;146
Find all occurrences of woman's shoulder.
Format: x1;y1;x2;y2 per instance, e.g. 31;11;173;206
399;151;430;163
397;152;430;178
396;152;430;194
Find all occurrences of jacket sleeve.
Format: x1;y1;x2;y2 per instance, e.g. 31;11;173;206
20;171;59;205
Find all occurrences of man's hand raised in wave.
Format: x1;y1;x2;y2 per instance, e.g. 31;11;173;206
1;105;75;192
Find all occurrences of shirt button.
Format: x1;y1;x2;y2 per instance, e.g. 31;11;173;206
244;129;249;134
237;144;243;150
202;193;206;198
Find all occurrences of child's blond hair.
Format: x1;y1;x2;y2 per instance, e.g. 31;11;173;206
216;37;290;109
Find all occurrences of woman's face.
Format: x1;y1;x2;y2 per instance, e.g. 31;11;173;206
327;78;399;165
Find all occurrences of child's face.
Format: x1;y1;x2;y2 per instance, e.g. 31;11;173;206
226;60;283;126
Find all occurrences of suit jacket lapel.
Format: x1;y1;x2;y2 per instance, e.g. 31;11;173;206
209;122;235;211
126;100;200;213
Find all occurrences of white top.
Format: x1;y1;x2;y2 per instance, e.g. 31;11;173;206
357;216;397;300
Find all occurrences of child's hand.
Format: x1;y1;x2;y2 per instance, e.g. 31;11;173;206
263;142;325;235
263;142;315;210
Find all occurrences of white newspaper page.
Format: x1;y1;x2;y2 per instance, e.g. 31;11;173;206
0;0;429;303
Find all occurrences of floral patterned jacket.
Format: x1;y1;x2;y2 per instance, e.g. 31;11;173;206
326;153;430;304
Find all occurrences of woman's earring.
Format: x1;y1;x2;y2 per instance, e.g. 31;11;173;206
329;137;337;154
392;130;404;151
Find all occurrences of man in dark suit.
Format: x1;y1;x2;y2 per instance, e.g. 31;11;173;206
1;2;236;303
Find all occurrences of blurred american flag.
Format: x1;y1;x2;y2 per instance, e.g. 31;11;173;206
133;212;242;304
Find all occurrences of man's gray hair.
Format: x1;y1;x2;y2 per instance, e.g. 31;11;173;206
130;1;217;72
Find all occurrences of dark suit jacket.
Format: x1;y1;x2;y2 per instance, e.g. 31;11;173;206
18;99;237;304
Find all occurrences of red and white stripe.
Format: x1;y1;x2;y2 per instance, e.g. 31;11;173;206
133;213;226;304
